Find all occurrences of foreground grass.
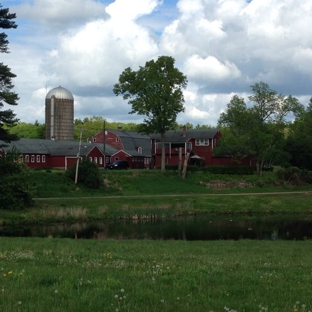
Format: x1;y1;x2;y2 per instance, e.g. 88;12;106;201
0;238;311;312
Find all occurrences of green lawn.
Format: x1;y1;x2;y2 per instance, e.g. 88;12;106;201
0;238;311;312
1;169;312;225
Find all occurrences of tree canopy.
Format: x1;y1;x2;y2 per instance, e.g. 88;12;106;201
216;82;304;175
284;99;312;170
113;55;187;172
0;4;19;143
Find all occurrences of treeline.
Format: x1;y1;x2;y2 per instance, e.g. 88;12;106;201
6;116;214;142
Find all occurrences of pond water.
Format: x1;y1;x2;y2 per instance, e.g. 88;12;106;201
1;215;312;240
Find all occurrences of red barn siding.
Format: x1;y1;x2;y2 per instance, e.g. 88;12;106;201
92;131;123;150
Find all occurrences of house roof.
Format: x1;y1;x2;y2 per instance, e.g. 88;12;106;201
150;128;219;143
0;138;116;157
108;130;151;157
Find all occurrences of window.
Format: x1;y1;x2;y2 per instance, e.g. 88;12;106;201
195;139;209;146
31;155;35;163
116;137;120;142
42;155;46;163
89;157;92;162
19;155;23;163
36;155;40;162
99;157;103;165
138;147;142;154
93;138;96;142
25;155;29;162
115;157;119;161
94;157;98;164
106;157;110;164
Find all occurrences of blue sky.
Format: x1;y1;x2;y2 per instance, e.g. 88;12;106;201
1;0;312;126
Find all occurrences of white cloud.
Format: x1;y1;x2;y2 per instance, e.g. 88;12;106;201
16;0;109;28
2;0;312;128
184;55;241;82
106;0;161;21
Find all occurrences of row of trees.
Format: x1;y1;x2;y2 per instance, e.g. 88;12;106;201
215;82;305;176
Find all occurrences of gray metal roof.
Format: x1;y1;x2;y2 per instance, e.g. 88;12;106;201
150;128;219;143
0;138;115;157
45;86;74;101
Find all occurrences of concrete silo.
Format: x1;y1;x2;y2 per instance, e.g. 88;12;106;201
45;86;74;141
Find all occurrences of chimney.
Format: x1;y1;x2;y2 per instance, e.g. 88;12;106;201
182;125;186;137
118;125;122;130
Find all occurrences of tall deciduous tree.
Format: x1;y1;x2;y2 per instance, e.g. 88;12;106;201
285;99;312;170
217;82;303;176
0;4;19;144
113;56;187;172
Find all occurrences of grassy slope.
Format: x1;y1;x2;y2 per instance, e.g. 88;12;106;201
1;169;312;225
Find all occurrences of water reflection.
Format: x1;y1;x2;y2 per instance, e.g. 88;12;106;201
1;215;312;240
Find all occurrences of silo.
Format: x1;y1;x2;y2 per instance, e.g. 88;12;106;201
45;86;74;141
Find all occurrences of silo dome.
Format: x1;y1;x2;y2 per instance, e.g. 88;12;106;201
45;86;74;101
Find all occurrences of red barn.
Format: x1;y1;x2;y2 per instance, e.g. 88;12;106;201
92;128;151;169
0;138;107;169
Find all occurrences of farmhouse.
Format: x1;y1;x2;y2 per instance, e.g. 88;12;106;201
150;126;253;168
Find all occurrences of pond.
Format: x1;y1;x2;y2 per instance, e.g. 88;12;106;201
1;215;312;240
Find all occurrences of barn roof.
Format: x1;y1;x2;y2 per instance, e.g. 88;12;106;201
0;138;117;156
150;128;219;143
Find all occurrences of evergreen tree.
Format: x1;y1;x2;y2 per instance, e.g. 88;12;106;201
0;4;19;143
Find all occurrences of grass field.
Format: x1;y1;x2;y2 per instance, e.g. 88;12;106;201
1;169;312;225
0;238;311;312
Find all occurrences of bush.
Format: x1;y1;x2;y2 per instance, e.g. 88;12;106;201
275;167;312;185
66;158;102;188
0;162;35;210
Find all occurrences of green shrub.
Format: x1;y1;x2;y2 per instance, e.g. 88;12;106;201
66;158;102;189
276;167;312;185
0;162;35;210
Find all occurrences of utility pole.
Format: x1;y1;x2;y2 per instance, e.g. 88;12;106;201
75;129;83;184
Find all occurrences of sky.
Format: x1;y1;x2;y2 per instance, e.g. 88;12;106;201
2;0;312;127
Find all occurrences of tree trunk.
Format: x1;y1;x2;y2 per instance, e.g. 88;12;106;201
161;132;166;173
181;152;190;179
178;147;182;176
